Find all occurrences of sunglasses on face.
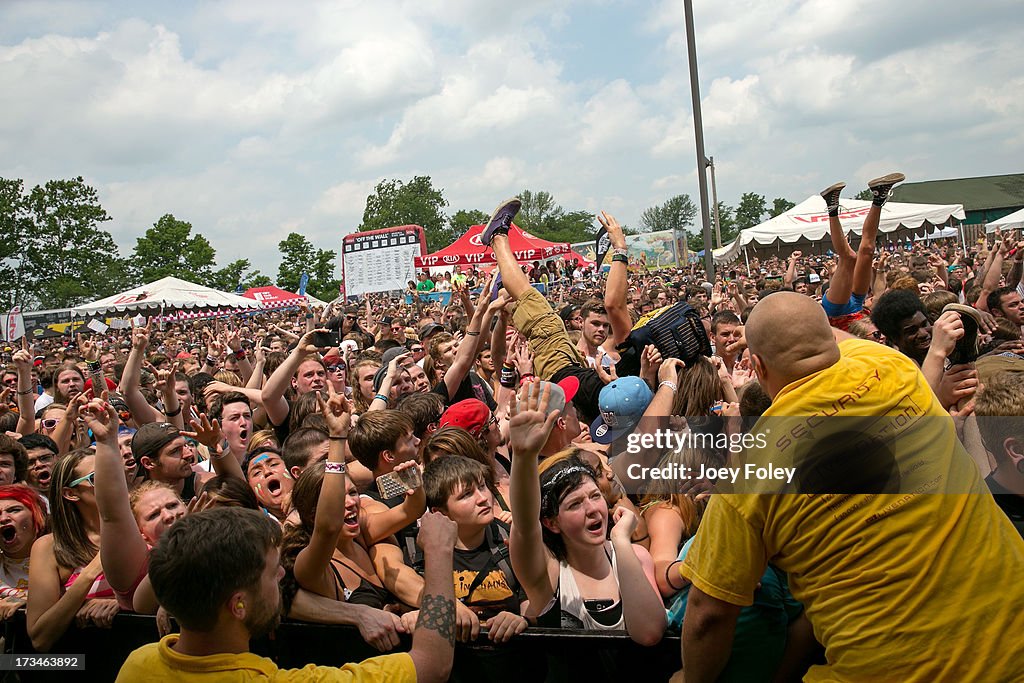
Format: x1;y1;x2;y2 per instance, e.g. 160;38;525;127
68;471;96;488
41;418;59;429
326;363;346;372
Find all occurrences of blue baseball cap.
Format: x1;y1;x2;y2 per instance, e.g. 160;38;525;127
589;376;653;445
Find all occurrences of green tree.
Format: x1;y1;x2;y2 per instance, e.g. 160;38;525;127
771;197;796;217
735;192;768;231
359;176;452;252
515;190;597;244
276;233;339;299
639;194;697;234
21;177;127;309
450;209;488;238
0;179;33;309
716;202;739;244
208;259;271;292
130;214;217;285
854;189;873;202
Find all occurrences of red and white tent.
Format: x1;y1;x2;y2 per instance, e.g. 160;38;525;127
414;224;570;268
243;286;307;310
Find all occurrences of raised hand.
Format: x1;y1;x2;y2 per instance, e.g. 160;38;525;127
594;349;619;385
80;397;118;444
77;333;100;362
317;386;352;437
509;381;560;459
185;413;223;450
610;506;638;545
597;211;627;250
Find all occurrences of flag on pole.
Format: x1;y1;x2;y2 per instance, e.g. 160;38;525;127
595;226;611;266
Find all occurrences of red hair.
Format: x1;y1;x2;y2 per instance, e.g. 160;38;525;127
0;485;48;535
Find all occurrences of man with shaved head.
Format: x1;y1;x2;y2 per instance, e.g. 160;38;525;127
678;292;1024;682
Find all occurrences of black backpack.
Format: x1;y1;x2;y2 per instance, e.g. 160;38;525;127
615;301;712;376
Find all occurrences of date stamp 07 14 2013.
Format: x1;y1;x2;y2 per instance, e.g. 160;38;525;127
0;654;85;670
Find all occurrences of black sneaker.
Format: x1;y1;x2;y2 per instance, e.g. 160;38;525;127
480;197;521;247
820;182;846;217
867;173;905;207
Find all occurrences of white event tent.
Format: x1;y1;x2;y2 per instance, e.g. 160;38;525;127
72;276;263;318
985;207;1024;233
714;196;966;265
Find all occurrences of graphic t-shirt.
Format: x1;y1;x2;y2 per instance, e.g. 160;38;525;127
453;523;521;619
682;339;1024;682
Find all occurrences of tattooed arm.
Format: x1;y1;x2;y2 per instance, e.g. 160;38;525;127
408;511;457;683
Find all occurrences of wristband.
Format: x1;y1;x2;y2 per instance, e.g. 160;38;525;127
612;247;628;257
374;393;390;405
234;349;246;360
665;560;686;592
324;461;347;474
658;380;678;392
465;331;480;336
612;254;628;264
305;313;314;319
519;373;537;386
328;434;348;441
164;405;182;417
16;388;34;396
206;356;218;366
499;365;518;388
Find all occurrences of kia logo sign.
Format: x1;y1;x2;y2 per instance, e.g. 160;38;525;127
443;255;458;264
469;234;483;246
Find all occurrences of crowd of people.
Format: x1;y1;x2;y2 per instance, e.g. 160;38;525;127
1;176;1023;681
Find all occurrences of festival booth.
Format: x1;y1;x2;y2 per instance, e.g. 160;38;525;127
242;286;307;310
414;224;570;269
986;207;1024;233
714;196;966;265
72;276;262;321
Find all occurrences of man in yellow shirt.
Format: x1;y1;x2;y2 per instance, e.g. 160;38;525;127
680;292;1024;682
117;507;457;682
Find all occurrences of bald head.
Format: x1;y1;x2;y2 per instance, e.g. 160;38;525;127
746;292;841;398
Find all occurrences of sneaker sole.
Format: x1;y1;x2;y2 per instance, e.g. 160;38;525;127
868;173;905;189
820;182;846;198
481;197;522;246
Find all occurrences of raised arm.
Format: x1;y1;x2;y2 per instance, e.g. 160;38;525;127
976;238;1008;311
293;387;351;598
599;211;633;347
368;352;412;413
407;512;457;683
82;397;148;593
224;326;254;385
783;251;801;290
117;321;164;425
13;340;36;435
260;329;325;426
609;507;666;646
508;383;560;608
185;413;246;483
439;286;494;400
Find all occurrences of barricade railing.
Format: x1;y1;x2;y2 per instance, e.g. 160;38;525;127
2;611;682;682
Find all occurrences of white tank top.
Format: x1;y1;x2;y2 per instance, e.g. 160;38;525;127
557;542;625;630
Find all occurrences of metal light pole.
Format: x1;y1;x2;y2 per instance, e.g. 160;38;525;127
683;0;715;281
708;156;722;249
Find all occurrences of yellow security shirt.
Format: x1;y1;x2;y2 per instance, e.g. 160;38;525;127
682;339;1024;682
116;635;416;682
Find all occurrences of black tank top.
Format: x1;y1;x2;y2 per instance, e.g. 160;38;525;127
328;557;393;610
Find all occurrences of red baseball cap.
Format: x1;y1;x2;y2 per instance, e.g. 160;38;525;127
439;399;491;437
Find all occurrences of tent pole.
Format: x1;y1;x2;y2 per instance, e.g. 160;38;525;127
959;220;967;253
743;246;749;273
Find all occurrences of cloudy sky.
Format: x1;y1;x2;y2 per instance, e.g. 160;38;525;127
2;0;1021;279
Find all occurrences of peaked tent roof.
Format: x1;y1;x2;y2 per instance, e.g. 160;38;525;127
986;207;1024;233
72;276;263;316
714;196;965;264
414;224;570;268
243;286;307;309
